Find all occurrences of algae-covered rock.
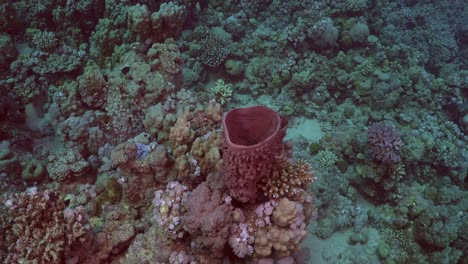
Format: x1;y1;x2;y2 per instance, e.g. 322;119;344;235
377;242;390;259
224;59;244;76
21;159;47;182
0;33;17;70
0;145;20;176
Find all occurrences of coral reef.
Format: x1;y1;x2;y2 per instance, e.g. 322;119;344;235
1;188;90;263
0;0;466;263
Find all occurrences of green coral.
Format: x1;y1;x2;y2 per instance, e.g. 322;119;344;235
246;57;290;90
314;150;338;168
95;177;123;215
279;101;295;116
224;59;244;76
211;79;233;105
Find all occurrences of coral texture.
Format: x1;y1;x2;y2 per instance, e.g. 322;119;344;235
254;198;308;259
199;27;232;67
152;181;190;240
1;188;89;263
222;106;288;202
183;182;233;256
46;150;90;181
260;158;315;199
367;122;403;164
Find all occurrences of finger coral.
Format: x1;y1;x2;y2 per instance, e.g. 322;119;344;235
254;198;308;259
367;122;403;165
260;158;315;199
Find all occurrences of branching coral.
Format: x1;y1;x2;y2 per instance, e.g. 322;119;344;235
166;101;223;178
229;223;255;258
211;79;233;105
1;188;90;263
151;2;187;41
191;130;222;174
259;158;315;199
367;122;403;164
169;112;195;145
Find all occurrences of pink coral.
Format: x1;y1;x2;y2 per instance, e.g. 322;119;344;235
222;106;288;202
228;223;255;258
152;181;190;239
367;122;403;164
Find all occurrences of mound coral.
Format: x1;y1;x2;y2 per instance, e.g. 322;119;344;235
254;198;308;259
182;182;233;256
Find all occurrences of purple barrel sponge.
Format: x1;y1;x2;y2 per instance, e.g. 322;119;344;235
367;122;403;164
